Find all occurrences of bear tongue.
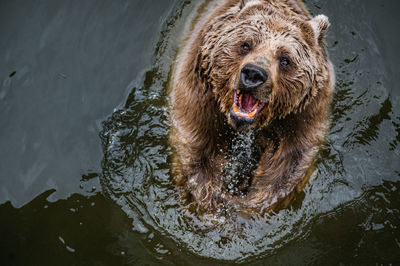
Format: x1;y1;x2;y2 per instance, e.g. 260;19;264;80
240;92;258;113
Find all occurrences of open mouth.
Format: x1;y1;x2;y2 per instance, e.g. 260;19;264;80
230;89;265;122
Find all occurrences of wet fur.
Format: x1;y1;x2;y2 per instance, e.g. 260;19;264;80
169;0;334;215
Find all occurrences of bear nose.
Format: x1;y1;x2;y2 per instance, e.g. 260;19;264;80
240;64;268;89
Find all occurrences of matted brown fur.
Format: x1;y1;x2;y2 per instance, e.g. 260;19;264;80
169;0;334;215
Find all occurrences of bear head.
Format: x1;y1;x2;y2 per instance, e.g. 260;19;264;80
197;1;330;130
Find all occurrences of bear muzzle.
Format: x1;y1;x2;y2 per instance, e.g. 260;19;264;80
229;64;270;130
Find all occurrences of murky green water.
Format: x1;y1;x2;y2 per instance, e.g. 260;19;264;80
1;0;399;265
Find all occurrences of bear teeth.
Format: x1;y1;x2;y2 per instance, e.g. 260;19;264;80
248;108;258;118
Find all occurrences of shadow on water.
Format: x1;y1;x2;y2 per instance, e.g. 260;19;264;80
0;190;133;265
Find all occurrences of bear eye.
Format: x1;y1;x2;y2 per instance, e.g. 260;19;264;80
240;42;251;54
279;57;291;68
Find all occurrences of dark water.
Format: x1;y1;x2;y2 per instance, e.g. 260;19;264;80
1;0;399;265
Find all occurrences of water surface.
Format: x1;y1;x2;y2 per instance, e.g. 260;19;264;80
1;0;399;265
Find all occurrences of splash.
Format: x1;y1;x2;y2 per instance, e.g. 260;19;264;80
222;130;261;196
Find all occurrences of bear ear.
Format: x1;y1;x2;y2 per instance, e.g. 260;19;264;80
301;15;330;46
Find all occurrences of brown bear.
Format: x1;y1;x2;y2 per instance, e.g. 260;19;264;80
169;0;334;215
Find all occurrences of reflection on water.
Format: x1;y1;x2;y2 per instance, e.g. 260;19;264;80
100;0;400;263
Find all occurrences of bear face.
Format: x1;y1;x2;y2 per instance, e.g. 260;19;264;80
197;2;330;131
